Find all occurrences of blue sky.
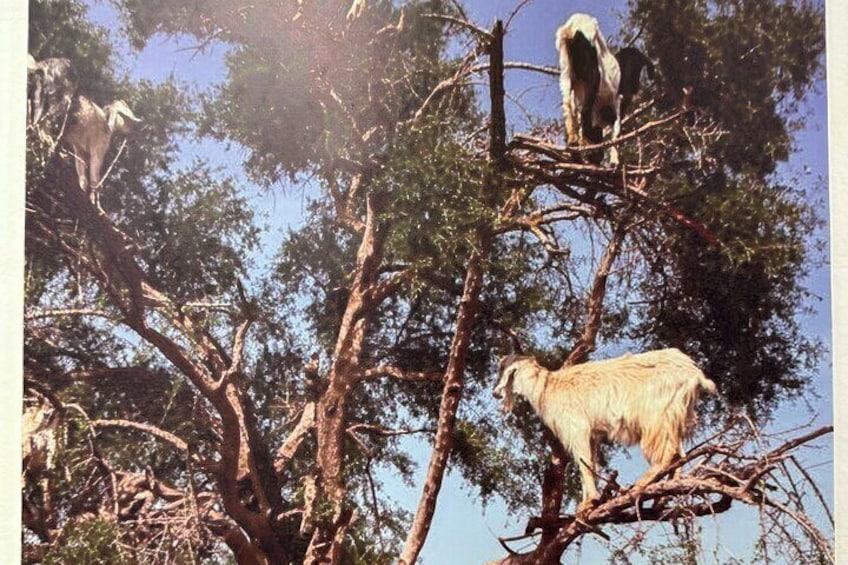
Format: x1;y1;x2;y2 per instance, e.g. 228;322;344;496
52;0;836;561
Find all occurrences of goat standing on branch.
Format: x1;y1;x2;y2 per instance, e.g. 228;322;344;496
556;13;621;165
556;14;654;166
27;55;75;127
60;96;142;205
493;348;717;511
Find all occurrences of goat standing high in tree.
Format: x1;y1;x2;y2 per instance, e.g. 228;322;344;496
556;13;655;166
556;13;621;164
493;349;717;511
27;55;75;127
60;96;142;206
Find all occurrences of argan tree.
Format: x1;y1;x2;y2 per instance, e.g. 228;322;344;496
23;0;831;563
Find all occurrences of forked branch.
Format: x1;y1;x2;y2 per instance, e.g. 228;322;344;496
493;424;833;564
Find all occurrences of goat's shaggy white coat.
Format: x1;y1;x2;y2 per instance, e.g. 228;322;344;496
493;348;716;506
556;13;622;165
27;56;75;127
22;399;62;485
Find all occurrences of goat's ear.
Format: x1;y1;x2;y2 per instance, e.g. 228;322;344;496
106;107;120;132
106;102;142;132
119;104;142;123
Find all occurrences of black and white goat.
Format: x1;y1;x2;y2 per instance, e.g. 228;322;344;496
27;55;75;127
493;348;716;510
556;14;621;164
556;14;654;165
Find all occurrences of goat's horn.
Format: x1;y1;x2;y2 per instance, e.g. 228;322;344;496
111;101;142;122
120;107;142;122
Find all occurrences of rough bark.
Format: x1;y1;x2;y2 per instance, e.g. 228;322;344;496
305;191;384;564
494;425;833;564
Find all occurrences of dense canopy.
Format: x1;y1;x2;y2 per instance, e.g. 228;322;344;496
23;0;830;563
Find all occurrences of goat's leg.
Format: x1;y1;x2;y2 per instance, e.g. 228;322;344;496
571;435;599;512
608;96;622;167
562;88;580;146
635;432;681;489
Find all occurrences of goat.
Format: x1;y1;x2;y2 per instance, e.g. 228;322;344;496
22;398;63;486
615;47;655;118
493;348;716;509
60;96;141;203
27;56;75;127
556;13;621;165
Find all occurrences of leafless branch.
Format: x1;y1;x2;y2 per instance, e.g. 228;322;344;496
355;365;443;383
347;423;435;437
422;13;493;39
25;308;114;320
505;0;534;31
274;401;317;476
492;425;833;564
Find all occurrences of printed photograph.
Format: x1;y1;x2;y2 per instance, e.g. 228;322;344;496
21;0;834;562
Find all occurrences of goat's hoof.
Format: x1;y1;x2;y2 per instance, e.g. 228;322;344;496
576;497;600;515
628;486;645;504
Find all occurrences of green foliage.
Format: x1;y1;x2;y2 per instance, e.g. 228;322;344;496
42;519;130;565
273;200;359;351
24;0;828;560
613;0;826;418
379;117;487;272
635;176;822;415
624;0;824;175
120;0;467;180
29;0;118;102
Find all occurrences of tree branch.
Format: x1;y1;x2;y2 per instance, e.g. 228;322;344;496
492;425;834;564
273;401;316;476
354;365;443;383
399;20;507;565
565;221;628;366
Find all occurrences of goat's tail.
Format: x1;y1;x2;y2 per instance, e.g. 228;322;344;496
697;373;718;396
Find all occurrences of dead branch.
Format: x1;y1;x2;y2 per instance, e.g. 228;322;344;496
91;419;190;452
422;12;493;39
565;221;628;366
470;61;559;77
354;365;443;383
493;424;833;564
347;423;434;437
25;308;114;320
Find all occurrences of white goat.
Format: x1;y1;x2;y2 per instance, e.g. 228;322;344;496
22;398;63;486
493;348;716;508
60;96;141;202
27;56;75;127
556;13;622;165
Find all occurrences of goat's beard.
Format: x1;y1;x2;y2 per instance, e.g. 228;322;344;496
500;390;515;413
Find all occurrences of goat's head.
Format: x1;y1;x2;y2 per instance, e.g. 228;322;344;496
104;100;142;133
493;354;523;413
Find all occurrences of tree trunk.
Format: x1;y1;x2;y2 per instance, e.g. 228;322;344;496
306;191;383;563
399;20;507;565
